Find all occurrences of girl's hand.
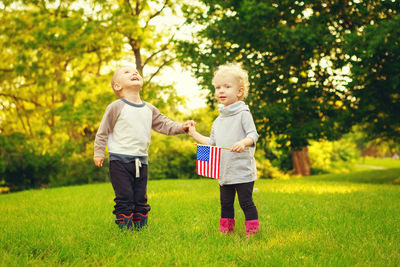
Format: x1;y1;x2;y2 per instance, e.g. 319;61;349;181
231;141;246;153
188;125;196;137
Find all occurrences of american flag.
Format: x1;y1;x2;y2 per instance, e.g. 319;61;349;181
196;145;221;179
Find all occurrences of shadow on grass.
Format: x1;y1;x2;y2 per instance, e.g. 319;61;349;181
303;168;400;185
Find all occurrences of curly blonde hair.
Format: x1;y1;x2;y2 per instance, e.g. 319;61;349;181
212;62;250;100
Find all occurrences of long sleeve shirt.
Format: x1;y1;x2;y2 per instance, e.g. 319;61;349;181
94;98;184;164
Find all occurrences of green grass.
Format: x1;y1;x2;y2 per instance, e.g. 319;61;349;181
355;157;400;170
1;168;400;266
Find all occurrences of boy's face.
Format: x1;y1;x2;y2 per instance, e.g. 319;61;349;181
114;65;143;92
213;72;243;107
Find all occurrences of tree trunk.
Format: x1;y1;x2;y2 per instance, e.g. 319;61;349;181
292;146;311;176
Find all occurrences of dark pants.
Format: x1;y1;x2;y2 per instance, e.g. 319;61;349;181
220;181;258;221
109;160;151;216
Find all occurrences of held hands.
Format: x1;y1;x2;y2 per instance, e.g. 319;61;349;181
183;120;196;133
94;157;104;167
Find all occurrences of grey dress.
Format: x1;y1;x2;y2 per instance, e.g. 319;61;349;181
208;101;259;185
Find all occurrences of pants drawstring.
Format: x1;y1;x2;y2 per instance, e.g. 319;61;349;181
135;158;142;178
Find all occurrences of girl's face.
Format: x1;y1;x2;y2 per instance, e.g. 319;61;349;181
213;73;243;107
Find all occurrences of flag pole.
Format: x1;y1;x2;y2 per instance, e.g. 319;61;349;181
194;143;251;154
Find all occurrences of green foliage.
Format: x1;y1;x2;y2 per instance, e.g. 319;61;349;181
149;106;218;179
346;127;400;158
178;0;354;152
0;133;61;190
255;149;290;179
148;134;197;179
308;137;360;175
257;136;293;172
2;0;398;188
183;106;219;135
0;0;119;150
178;0;400;175
52;149;110;187
0;132;110;190
0;0;191;189
343;13;400;142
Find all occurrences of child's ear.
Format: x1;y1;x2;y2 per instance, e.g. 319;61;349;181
114;83;122;92
237;87;244;98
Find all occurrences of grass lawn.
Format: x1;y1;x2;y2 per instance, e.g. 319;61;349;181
356;157;400;170
1;165;400;266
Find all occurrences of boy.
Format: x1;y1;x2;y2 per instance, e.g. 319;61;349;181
94;64;193;231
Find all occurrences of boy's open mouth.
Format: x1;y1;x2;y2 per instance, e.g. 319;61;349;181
131;77;139;81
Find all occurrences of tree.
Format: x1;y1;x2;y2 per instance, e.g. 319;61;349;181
106;0;181;85
178;0;354;175
0;0;184;143
0;0;118;148
0;0;187;188
342;9;400;143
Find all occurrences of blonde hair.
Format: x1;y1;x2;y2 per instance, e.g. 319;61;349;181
110;67;123;96
212;62;250;100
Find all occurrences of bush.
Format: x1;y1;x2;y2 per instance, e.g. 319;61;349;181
51;152;109;186
308;138;360;174
0;133;61;191
148;134;197;179
255;149;290;179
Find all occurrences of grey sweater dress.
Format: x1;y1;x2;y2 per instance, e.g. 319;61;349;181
208;101;259;185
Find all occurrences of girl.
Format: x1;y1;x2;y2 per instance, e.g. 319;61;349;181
188;63;259;237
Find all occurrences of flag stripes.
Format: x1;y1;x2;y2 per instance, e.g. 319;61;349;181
196;145;221;179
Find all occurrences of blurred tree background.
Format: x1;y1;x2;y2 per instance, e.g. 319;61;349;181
177;0;400;175
0;0;399;191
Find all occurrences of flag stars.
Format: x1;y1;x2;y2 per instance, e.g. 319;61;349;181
197;145;210;161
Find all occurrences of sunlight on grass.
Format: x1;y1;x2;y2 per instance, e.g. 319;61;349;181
150;189;189;198
261;183;367;195
358;157;400;169
150;188;216;200
267;230;319;248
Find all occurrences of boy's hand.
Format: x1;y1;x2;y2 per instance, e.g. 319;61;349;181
231;141;246;153
94;157;104;167
183;120;195;133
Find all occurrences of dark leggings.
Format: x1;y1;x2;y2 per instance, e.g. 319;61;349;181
219;181;258;221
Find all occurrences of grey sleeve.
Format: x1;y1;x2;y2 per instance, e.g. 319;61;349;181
93;100;124;157
148;103;185;135
242;111;259;146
